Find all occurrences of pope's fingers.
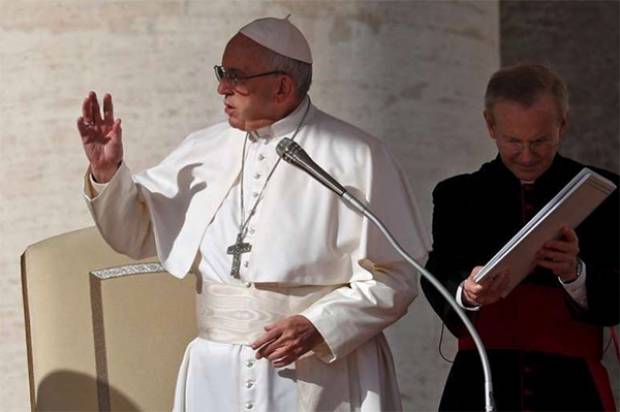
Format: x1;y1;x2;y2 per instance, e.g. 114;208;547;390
103;93;114;123
263;322;277;332
255;339;282;360
272;355;296;368
82;95;94;124
264;345;290;361
272;360;291;368
251;328;281;351
272;345;308;367
89;91;103;124
108;119;123;142
77;117;89;138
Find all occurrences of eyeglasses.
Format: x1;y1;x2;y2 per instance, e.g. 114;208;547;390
214;65;285;87
497;136;559;154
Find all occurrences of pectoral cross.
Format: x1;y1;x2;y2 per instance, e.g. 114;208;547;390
226;233;252;278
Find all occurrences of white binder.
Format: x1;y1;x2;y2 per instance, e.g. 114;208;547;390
474;168;617;296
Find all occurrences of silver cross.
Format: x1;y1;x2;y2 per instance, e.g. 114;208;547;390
226;233;252;278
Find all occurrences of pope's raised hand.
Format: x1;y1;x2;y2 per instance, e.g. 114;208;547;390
77;91;123;183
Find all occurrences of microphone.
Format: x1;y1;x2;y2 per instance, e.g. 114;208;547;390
276;138;346;197
276;138;496;411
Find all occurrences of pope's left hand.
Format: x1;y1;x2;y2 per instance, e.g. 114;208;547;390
535;226;580;282
251;315;324;368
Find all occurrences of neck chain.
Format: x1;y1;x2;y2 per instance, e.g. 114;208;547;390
226;99;311;278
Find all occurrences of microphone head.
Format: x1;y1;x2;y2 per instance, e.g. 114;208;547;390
276;137;298;162
275;136;347;196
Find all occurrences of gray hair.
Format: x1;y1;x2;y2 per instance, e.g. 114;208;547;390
263;49;312;98
485;63;569;121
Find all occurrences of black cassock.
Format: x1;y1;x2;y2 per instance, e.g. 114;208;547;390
422;154;619;411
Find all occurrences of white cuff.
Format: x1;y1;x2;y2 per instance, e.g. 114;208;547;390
90;173;110;194
456;281;480;311
84;164;118;199
558;259;588;309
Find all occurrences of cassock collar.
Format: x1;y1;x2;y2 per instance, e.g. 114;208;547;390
250;96;311;141
492;153;568;188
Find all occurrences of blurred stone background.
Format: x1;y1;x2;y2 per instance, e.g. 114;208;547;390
0;1;617;410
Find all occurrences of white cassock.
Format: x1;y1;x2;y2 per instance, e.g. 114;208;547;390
84;97;430;411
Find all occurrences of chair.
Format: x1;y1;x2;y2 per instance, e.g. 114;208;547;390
21;227;197;411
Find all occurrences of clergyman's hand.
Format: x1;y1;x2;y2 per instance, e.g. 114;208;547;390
535;226;580;282
77;91;123;183
251;315;324;368
462;266;511;307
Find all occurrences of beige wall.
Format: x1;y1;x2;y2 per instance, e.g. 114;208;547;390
0;1;499;410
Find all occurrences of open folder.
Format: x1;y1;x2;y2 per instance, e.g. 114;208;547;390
474;167;617;296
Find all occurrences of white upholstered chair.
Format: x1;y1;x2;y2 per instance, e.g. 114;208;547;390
21;227;197;411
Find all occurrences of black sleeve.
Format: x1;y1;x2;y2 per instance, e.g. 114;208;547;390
577;171;620;326
421;178;480;337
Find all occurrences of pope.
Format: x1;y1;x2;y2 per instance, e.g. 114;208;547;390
79;16;430;412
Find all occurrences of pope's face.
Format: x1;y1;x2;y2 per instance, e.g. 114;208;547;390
217;35;279;131
485;94;567;182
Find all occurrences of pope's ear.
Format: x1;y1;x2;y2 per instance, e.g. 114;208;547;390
483;110;497;140
274;75;296;103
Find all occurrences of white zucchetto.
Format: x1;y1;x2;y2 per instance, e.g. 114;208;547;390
239;16;313;64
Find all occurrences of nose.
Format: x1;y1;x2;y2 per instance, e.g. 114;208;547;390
517;146;536;163
217;79;232;95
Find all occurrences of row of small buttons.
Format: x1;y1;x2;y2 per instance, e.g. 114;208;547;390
240;142;280;411
238;142;273;288
244;358;256;410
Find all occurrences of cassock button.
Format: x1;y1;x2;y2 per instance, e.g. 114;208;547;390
245;402;254;410
258;154;265;161
245;359;255;368
244;281;252;288
248;227;256;235
252;192;259;198
245;379;255;389
254;173;261;180
243;261;249;268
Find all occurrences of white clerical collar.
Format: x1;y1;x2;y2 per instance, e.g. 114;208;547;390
250;96;310;141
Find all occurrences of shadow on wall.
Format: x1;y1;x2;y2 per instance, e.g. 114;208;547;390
36;369;139;411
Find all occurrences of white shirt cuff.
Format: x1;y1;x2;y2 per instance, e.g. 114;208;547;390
89;172;110;196
558;259;588;309
456;281;480;311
